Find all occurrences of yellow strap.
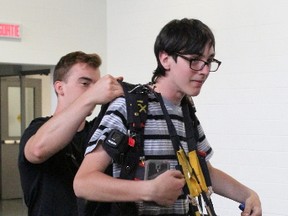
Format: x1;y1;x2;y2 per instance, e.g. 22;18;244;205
188;150;208;193
177;149;208;197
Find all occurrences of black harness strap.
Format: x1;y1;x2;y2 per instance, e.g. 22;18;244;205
182;99;217;216
112;82;149;216
182;98;212;189
154;92;198;215
119;82;149;179
154;92;217;216
153;92;191;157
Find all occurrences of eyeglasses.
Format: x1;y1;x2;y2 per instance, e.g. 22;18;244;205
175;53;221;72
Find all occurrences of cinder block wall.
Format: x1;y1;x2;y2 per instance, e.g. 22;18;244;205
107;1;288;215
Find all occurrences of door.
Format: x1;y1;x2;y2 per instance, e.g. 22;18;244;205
0;77;42;199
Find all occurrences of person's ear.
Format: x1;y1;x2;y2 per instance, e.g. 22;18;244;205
159;51;171;71
54;81;64;96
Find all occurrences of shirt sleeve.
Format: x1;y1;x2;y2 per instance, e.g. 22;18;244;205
197;122;214;161
85;97;127;155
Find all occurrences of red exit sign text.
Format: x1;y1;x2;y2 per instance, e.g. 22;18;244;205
0;23;21;39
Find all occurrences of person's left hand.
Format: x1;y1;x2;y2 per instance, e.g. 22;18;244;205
241;192;262;216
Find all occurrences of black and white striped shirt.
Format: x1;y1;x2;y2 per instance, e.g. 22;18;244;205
86;93;213;215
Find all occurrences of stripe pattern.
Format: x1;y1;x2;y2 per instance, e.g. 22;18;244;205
86;94;213;215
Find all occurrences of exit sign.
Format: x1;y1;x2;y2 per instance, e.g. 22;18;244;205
0;23;21;39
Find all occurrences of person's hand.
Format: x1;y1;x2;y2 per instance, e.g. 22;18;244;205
89;74;124;104
241;192;262;216
149;170;185;206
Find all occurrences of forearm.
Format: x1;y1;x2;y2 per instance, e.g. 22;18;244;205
209;164;262;215
25;95;96;163
208;163;258;203
74;148;152;202
74;146;185;206
74;170;151;202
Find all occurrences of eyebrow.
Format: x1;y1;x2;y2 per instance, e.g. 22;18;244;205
78;77;93;82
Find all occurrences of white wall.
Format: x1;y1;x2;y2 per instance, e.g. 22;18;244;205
0;0;107;66
1;0;287;215
0;0;107;116
107;1;288;215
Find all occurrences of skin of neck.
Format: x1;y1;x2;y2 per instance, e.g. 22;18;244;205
152;76;185;106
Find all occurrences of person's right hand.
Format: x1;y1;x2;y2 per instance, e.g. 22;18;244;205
149;170;185;206
90;74;124;104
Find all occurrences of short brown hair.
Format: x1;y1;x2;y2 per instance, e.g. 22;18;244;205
53;51;102;83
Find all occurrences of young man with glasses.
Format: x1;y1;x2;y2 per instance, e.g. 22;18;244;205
74;18;262;216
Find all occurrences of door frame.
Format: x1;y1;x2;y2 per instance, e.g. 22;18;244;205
0;76;42;199
0;77;42;141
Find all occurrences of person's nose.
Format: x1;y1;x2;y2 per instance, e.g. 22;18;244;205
199;64;210;76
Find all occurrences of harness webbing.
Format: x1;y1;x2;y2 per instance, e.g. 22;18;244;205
119;82;149;179
86;81;216;216
113;82;150;215
154;92;217;216
84;82;150;216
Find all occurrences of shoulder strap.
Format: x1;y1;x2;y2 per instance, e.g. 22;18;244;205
156;92;180;151
114;82;150;216
181;97;199;151
182;98;212;188
86;81;149;147
118;81;149;179
85;82;149;216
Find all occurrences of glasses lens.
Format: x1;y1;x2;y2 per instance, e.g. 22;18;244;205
190;60;205;71
177;54;221;72
209;61;220;72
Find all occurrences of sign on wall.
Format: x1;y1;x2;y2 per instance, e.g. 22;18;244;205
0;23;21;39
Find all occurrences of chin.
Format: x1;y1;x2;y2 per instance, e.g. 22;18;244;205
187;89;201;97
